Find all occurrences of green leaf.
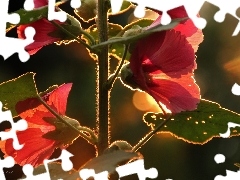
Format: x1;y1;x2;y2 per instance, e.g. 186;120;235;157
109;1;132;15
6;6;48;32
111;19;153;61
0;73;38;117
6;0;68;32
86;19;153;61
54;13;83;43
74;0;97;22
119;18;154;37
143;99;240;144
81;150;141;174
85;23;123;60
92;18;185;50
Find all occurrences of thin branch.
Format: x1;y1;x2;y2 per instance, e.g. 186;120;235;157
105;44;129;90
132;115;171;152
55;6;96;45
37;95;97;144
50;21;94;51
80;28;96;45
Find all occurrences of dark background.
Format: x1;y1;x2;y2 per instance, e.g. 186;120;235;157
2;1;240;179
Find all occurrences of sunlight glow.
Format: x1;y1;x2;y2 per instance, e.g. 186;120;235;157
132;91;161;112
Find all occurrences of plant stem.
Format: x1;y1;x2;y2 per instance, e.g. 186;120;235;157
105;44;129;90
38;95;97;144
55;6;96;45
50;21;93;51
132;116;171;152
96;0;109;155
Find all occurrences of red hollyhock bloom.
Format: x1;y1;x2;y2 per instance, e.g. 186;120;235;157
18;0;62;55
0;83;80;167
121;7;203;114
149;6;203;52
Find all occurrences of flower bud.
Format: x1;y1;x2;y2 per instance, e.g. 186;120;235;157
109;140;133;151
104;140;133;153
120;63;140;90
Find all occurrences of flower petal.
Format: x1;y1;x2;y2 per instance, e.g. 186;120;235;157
15;83;73;125
45;83;73;115
131;30;195;75
17;19;60;55
16;98;54;126
147;72;200;114
5;128;56;167
34;0;48;8
148;6;203;52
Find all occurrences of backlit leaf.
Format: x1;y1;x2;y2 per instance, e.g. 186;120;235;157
6;6;48;32
144;99;240;144
92;18;184;51
109;1;132;15
86;19;153;61
0;73;37;117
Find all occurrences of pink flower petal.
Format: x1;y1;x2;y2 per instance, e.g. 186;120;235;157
45;83;73;115
147;72;200;114
127;7;203;114
17;19;60;55
5;128;56;167
148;6;203;52
34;0;48;8
131;30;195;76
15;83;73;125
16;98;54;126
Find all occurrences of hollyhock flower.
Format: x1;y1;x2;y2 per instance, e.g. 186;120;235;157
121;7;203;114
0;83;81;167
149;6;203;52
18;0;65;55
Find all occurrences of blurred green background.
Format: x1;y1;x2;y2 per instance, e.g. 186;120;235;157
2;1;240;179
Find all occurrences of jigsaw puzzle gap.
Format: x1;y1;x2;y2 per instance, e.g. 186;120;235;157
48;0;67;22
70;0;81;8
24;0;34;11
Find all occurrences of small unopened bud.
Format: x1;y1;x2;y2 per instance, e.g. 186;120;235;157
110;140;133;151
120;63;139;90
104;140;133;153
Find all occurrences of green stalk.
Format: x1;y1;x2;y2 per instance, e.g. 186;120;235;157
132;116;171;152
105;44;129;90
96;0;110;155
50;21;93;50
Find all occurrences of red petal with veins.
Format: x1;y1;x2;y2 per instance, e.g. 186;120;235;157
5;128;56;167
128;7;202;114
148;6;203;52
16;83;72;126
130;31;199;113
147;72;200;113
6;83;73;167
130;30;195;80
17;19;60;55
45;83;73;115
